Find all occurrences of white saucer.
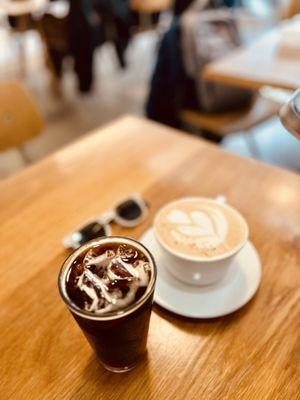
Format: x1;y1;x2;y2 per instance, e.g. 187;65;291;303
140;228;261;318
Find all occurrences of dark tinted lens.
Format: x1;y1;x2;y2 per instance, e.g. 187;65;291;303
78;222;107;245
116;199;142;221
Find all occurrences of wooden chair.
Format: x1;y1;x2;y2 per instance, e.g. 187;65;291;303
0;81;44;163
180;95;280;158
130;0;173;14
281;0;300;19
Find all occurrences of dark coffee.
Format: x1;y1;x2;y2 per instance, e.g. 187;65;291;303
58;237;156;372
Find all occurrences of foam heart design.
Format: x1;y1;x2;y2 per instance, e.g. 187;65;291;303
177;211;216;237
166;207;228;249
167;209;191;225
191;211;215;235
177;225;215;236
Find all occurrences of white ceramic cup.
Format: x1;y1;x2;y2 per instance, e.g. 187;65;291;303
153;197;249;286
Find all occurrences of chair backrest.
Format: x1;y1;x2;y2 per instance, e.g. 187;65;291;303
0;81;44;152
130;0;173;13
281;0;300;19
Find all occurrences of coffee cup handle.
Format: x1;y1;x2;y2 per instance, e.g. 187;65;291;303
215;195;227;204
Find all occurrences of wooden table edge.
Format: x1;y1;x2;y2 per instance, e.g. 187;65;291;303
1;115;299;189
203;66;299;91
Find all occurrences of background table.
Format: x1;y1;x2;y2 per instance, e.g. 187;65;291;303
204;26;300;91
0;0;50;78
0;116;299;399
0;0;48;16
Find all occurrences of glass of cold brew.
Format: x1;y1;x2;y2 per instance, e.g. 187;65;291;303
58;236;157;373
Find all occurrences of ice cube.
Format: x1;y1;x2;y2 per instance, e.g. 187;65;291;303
109;259;135;280
83;249;97;265
84;251;111;271
105;249;115;258
117;244;138;263
77;269;115;304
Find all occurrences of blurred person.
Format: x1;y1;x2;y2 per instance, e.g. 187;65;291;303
41;0;135;92
146;0;253;128
173;0;237;15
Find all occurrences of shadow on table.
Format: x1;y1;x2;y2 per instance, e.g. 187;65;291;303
70;351;154;399
153;290;260;336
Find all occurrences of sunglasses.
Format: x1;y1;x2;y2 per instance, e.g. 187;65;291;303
63;193;149;250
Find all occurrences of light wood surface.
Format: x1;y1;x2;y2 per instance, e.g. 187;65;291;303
0;0;48;16
204;25;300;91
0;116;299;399
130;0;173;13
0;81;44;152
180;95;279;136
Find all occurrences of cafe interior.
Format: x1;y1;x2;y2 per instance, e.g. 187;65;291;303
0;0;300;177
1;0;299;399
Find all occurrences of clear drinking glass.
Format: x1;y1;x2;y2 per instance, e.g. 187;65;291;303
58;236;157;373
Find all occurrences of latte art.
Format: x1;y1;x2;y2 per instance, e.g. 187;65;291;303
167;206;228;250
154;198;248;260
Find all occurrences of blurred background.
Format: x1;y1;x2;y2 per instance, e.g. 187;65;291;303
0;0;300;179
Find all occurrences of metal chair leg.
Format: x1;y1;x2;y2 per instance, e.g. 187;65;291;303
244;130;263;160
18;145;31;164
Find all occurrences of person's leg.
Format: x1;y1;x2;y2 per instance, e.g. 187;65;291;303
173;0;195;16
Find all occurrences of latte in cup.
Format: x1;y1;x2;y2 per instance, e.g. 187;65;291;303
154;197;248;261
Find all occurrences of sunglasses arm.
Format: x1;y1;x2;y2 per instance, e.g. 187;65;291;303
100;211;116;224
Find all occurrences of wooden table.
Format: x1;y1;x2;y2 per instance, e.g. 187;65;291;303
1;116;299;399
0;0;48;16
204;26;300;91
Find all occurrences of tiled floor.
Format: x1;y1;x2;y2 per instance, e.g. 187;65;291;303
0;20;299;180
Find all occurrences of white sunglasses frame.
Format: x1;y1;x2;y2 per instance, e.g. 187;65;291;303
62;193;149;250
